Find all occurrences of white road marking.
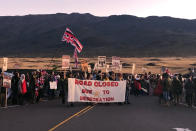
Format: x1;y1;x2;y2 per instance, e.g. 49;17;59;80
179;103;196;109
173;128;192;131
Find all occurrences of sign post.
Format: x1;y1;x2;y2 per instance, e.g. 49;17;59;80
132;63;136;75
2;57;8;72
2;58;8;107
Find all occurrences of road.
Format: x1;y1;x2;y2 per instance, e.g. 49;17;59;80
0;96;195;131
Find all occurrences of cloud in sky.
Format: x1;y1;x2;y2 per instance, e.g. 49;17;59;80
0;0;196;19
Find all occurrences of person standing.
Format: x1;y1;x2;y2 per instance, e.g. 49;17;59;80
0;72;6;107
125;75;131;104
162;73;172;106
59;73;68;105
172;76;182;105
49;72;57;99
193;78;196;106
11;72;20;105
156;75;163;104
185;77;194;107
18;74;27;105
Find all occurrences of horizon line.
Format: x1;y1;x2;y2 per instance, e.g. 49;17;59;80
0;12;195;20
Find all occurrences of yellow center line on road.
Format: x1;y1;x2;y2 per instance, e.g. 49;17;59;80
48;105;95;131
76;104;96;117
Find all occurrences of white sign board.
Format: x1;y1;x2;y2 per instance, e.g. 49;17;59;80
112;56;121;70
172;128;192;131
98;56;106;69
62;55;70;69
68;78;126;103
50;81;57;89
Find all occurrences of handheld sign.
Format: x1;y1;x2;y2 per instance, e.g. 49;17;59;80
98;56;106;69
62;55;70;69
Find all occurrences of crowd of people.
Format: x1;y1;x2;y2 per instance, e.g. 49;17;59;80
0;69;196;108
131;72;196;107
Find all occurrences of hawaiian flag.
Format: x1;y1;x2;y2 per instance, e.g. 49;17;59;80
62;28;74;43
62;28;83;53
72;38;83;53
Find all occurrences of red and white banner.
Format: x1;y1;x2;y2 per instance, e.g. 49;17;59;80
68;78;126;103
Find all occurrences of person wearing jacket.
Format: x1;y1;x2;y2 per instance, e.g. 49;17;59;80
162;73;172;106
59;73;68;105
155;75;163;104
0;72;5;107
185;77;194;107
134;77;141;96
18;74;27;105
193;78;196;106
11;72;20;105
172;76;182;105
125;75;131;104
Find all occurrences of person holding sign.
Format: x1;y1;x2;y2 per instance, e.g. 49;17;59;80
49;72;57;99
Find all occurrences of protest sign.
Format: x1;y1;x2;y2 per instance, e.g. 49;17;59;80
49;81;57;89
98;56;106;69
3;72;13;88
81;60;88;72
62;55;70;69
68;78;126;103
112;56;120;70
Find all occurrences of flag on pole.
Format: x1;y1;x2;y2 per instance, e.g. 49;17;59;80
62;28;83;53
62;28;83;68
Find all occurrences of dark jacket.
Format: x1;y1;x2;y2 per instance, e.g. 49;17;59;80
172;78;182;94
185;79;194;95
11;75;20;94
59;78;68;95
163;78;172;92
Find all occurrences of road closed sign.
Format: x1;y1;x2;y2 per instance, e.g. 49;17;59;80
68;78;126;103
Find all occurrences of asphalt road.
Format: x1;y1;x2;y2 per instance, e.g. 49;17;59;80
0;96;195;131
